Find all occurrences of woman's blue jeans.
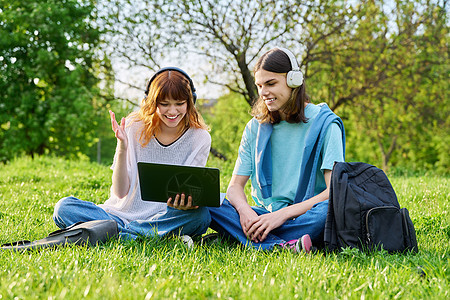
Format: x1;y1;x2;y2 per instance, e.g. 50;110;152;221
208;199;328;250
53;196;211;240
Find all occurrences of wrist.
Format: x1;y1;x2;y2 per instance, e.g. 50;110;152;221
116;141;127;153
275;208;292;223
234;202;252;215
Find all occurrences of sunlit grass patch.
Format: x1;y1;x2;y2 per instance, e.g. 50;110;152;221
0;156;448;299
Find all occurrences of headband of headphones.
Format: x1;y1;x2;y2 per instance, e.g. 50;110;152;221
144;67;197;103
277;47;304;88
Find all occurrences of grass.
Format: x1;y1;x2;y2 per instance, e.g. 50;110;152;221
0;156;448;299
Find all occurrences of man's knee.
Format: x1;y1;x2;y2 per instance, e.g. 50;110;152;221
208;199;236;219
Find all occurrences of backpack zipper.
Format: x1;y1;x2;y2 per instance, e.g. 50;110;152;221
366;210;372;245
365;208;375;245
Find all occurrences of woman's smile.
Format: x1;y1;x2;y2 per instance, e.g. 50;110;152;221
165;114;180;120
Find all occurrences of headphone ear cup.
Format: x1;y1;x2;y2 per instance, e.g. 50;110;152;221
286;70;304;88
192;92;197;104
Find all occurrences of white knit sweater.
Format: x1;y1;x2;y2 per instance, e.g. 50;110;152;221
99;120;211;223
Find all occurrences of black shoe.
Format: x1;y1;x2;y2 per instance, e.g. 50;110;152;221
201;232;220;244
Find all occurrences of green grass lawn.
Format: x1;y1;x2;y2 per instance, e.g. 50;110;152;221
0;156;448;299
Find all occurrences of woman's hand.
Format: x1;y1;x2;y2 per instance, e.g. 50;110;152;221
167;194;199;210
246;210;288;243
109;110;128;151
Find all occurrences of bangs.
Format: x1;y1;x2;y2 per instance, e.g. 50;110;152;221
154;72;192;103
254;48;292;74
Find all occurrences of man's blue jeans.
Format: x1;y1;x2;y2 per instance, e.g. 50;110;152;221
208;199;328;250
53;196;211;240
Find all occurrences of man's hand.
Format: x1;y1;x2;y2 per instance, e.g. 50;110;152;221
237;206;260;238
246;210;288;243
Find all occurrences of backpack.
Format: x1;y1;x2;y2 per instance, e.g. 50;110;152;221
324;162;418;253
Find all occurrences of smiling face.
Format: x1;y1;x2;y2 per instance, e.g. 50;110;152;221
156;98;188;130
254;69;292;120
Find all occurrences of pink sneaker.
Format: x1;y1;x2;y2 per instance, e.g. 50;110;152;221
300;234;312;253
277;234;312;253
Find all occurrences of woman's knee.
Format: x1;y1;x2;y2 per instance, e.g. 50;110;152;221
312;200;329;217
186;207;211;236
192;207;211;228
208;199;237;220
53;196;81;227
54;196;79;215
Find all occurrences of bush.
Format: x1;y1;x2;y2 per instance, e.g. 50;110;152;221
201;93;252;163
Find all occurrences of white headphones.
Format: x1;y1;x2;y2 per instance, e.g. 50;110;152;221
277;47;304;88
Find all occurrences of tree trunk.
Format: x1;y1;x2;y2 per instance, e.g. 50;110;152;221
377;134;398;171
236;53;258;106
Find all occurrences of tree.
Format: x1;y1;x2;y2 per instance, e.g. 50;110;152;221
101;0;363;106
101;0;448;172
0;0;104;162
333;1;449;170
102;0;436;111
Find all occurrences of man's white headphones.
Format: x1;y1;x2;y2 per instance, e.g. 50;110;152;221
277;47;304;88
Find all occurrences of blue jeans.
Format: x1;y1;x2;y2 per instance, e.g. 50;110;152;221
208;199;328;250
53;196;211;240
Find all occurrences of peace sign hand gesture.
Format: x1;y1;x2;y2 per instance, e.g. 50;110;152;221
109;110;128;151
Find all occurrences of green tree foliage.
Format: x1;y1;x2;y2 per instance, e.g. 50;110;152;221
200;95;252;163
86;99;133;165
0;0;103;162
314;1;449;171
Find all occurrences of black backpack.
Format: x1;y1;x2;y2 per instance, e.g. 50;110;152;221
324;162;418;253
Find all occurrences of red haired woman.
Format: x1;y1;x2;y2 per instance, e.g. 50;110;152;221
53;68;211;240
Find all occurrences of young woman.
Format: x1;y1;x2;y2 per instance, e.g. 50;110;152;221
208;48;345;252
53;67;212;240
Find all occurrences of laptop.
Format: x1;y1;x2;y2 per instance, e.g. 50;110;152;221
137;162;221;207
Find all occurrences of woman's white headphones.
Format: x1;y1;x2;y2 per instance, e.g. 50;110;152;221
277;47;304;88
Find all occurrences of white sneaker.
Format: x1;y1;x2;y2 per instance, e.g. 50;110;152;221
180;235;194;248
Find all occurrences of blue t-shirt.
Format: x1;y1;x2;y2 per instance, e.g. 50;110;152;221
233;103;344;212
